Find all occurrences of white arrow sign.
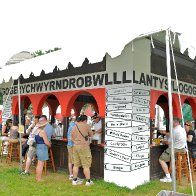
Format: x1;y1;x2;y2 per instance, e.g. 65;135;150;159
105;163;131;172
132;125;149;133
133;96;149;106
106;111;132;120
107;86;132;96
106;95;132;103
132;142;149;152
132;134;149;142
131;160;149;171
106;121;132;128
132;114;149;124
132;106;149;114
105;140;131;148
131;152;149;160
133;89;150;96
105;148;131;164
106;103;132;111
106;129;132;140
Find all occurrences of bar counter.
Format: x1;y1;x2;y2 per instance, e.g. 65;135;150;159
150;145;167;180
51;138;104;178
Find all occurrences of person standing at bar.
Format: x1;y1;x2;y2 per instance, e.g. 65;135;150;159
159;117;186;183
91;113;102;144
70;115;94;186
35;118;51;182
67;116;76;180
21;116;40;175
185;121;196;156
40;115;55;141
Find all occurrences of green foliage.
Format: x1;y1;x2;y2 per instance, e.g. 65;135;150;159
31;47;61;58
182;103;193;122
0;92;2;105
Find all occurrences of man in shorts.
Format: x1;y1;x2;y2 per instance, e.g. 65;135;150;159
159;117;186;182
70;115;94;186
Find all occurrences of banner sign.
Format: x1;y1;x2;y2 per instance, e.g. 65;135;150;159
2;71;196;97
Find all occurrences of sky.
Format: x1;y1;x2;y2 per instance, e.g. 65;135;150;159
1;0;196;67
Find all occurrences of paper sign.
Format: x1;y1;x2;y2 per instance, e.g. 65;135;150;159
19;124;25;133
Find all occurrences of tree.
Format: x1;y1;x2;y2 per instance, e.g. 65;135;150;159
31;47;61;58
0;92;2;105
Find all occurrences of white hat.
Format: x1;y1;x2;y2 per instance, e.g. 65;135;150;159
36;117;49;128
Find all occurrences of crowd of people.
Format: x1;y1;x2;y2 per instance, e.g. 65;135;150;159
0;112;103;186
1;112;195;185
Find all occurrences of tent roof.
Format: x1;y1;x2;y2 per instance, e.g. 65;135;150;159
0;29;195;84
0;49;68;83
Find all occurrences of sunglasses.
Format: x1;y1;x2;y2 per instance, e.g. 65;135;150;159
184;124;191;126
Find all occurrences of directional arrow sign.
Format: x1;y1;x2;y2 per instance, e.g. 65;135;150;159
132;142;149;152
133;96;149;106
105;163;131;172
131;160;149;171
132;125;149;133
106;121;132;128
106;95;132;103
132;106;149;114
132;114;149;124
105;140;131;148
106;129;132;141
133;89;150;96
106;103;132;112
132;134;149;142
106;111;132;121
107;86;132;96
105;148;131;164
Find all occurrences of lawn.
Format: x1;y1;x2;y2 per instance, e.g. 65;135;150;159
0;161;195;196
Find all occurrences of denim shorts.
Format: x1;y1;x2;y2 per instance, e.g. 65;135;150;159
36;144;48;161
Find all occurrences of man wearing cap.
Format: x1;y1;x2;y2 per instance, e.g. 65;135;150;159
91;113;102;144
159;117;186;183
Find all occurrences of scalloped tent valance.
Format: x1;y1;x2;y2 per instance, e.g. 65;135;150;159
0;29;195;84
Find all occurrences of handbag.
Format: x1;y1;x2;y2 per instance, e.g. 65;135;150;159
76;124;89;141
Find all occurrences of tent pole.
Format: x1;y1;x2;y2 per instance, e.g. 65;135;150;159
166;29;176;191
18;78;23;172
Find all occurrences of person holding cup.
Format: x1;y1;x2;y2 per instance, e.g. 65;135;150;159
91;113;102;144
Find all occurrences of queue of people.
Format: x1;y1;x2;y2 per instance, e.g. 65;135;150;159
0;112;103;185
1;113;196;185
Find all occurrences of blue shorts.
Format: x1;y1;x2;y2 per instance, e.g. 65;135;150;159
36;144;48;161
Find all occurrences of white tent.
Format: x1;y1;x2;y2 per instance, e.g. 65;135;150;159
0;28;194;194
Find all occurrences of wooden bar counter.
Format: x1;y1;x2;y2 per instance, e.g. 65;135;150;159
51;138;104;178
150;145;167;180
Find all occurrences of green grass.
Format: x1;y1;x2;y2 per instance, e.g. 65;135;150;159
0;161;195;196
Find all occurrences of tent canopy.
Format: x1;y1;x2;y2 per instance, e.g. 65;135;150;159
0;29;195;84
